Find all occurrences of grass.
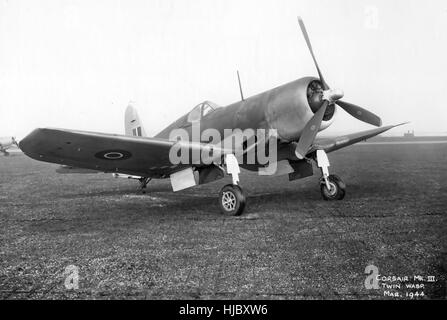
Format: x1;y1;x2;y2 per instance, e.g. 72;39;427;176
0;143;446;299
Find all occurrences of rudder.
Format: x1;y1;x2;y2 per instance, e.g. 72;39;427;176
124;102;147;137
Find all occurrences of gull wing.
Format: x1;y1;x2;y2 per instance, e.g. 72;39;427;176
20;128;189;177
19;128;257;178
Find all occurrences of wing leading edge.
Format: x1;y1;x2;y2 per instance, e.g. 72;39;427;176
311;123;409;154
19;128;184;178
20;124;408;179
19;128;246;178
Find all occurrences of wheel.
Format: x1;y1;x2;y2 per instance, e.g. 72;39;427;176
219;184;246;216
320;175;346;201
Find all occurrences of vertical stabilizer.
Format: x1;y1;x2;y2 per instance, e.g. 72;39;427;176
124;102;147;137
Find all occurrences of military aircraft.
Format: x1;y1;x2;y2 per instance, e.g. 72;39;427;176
0;137;19;156
19;18;405;216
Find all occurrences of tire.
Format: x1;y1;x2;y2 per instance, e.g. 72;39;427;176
320;175;346;201
219;184;246;216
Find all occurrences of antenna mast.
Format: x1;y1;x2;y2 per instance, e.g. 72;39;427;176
237;71;245;101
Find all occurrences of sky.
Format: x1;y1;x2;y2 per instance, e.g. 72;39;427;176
1;0;446;139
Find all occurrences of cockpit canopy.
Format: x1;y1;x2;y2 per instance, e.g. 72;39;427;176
187;101;219;122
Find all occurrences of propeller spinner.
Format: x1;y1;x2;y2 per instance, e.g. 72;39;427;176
295;17;383;159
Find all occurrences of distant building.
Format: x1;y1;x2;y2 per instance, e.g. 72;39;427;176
404;130;415;138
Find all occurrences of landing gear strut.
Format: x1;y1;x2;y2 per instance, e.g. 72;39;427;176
315;150;346;201
218;154;246;216
139;177;151;194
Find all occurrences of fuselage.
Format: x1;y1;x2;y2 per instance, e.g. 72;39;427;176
155;77;336;144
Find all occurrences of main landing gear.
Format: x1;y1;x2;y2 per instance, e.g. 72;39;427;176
218;154;246;216
315;150;346;201
320;174;346;201
217;150;346;216
219;184;246;216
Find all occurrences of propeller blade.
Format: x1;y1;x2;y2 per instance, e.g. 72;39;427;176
297;17;329;90
295;101;329;159
337;100;383;127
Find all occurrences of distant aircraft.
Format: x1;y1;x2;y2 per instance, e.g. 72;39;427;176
0;137;19;156
19;18;406;216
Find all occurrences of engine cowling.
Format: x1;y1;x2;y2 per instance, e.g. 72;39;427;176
265;77;336;142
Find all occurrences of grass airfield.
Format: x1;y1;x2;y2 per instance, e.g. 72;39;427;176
0;143;446;299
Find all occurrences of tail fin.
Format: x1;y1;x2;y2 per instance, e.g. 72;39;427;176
124;102;147;137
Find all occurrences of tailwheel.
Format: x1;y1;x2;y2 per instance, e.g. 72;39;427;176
139;177;151;194
320;174;346;201
219;184;246;216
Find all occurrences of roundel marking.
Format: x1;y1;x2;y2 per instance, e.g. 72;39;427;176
104;152;124;159
95;150;132;160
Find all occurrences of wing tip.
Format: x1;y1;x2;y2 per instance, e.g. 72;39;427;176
387;121;411;129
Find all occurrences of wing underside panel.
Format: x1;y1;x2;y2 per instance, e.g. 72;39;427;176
19;128;184;177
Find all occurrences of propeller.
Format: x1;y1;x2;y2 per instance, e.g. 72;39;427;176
336;100;382;127
295;17;383;157
295;101;329;159
297;17;329;91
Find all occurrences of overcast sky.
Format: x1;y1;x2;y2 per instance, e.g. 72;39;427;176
1;0;446;139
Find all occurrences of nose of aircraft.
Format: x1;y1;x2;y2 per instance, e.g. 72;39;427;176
331;89;344;101
323;88;344;104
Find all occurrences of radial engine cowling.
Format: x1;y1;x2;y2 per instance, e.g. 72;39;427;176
265;77;336;142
